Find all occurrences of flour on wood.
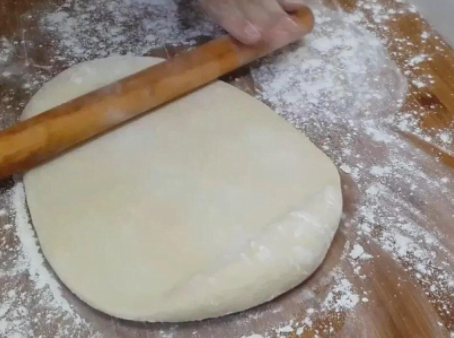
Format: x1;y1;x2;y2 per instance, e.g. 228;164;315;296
1;0;454;336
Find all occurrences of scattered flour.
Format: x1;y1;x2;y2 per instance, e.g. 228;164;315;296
249;0;454;335
40;0;221;63
349;244;373;260
0;38;15;65
1;0;454;337
339;164;352;174
323;278;360;312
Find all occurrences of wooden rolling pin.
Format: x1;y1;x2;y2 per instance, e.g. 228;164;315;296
0;8;314;180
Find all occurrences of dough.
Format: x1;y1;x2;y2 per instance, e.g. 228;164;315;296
22;56;342;322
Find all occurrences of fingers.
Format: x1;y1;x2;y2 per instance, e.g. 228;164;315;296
241;0;304;47
199;0;262;44
267;16;304;47
277;0;307;12
220;17;262;45
199;0;306;46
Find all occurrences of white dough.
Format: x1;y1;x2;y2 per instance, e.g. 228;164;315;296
22;56;342;322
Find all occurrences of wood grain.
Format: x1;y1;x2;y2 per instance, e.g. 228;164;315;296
0;0;454;337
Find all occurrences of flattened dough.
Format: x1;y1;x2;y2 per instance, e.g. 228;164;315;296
22;56;342;322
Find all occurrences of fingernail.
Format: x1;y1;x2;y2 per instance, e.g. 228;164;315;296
266;16;302;48
244;23;261;43
279;16;302;33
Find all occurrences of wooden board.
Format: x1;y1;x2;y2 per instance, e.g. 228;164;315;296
0;0;454;337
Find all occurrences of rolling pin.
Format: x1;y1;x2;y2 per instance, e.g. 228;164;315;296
0;7;314;180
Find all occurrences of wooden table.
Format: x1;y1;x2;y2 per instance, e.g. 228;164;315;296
1;0;453;337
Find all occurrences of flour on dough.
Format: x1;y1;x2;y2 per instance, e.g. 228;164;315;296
22;56;342;322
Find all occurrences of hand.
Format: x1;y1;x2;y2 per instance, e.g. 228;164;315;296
199;0;307;45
